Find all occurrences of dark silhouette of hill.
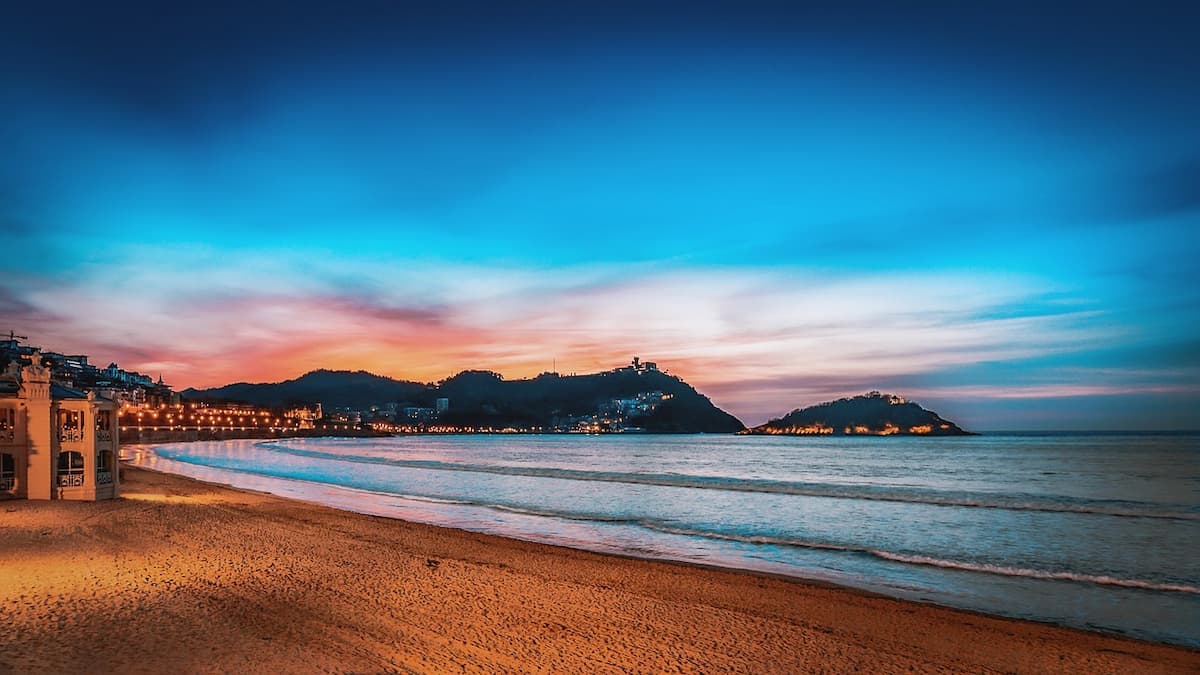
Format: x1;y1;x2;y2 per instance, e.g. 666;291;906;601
434;368;744;433
743;392;971;436
182;369;428;410
184;365;745;433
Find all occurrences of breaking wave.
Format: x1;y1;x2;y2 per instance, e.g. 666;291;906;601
252;441;1199;521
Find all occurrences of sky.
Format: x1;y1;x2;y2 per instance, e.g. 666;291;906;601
2;1;1198;429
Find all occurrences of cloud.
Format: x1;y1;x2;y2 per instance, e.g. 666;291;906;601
0;283;55;324
909;383;1199;399
0;243;1157;425
0;286;33;316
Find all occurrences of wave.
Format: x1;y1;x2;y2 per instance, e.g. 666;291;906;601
249;441;1200;521
627;523;1200;595
142;446;1200;596
869;552;1200;595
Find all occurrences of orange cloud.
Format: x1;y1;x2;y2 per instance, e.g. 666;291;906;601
1;259;1147;425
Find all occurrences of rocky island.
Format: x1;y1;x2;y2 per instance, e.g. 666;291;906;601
741;391;972;436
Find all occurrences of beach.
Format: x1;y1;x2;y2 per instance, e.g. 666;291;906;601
1;466;1196;674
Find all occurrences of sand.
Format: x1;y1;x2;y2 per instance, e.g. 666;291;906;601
1;467;1196;674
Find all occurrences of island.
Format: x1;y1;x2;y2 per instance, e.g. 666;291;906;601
740;391;972;436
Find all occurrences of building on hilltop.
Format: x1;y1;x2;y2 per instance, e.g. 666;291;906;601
617;357;660;375
0;358;120;501
102;362;154;388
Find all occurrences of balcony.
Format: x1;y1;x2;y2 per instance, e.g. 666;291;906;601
57;473;84;488
0;477;13;491
0;429;12;442
97;429;112;442
97;471;113;485
59;428;84;443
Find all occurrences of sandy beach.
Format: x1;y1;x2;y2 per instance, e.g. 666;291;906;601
1;467;1196;674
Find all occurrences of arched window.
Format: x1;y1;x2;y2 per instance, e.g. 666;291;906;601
0;453;14;491
56;451;85;487
96;450;113;484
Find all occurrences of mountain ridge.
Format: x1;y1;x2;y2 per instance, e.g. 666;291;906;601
183;363;745;433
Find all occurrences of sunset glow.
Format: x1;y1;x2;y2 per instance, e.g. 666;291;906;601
2;3;1198;429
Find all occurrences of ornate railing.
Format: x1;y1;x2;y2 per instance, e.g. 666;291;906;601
97;471;113;485
60;429;84;443
57;473;84;488
0;477;14;491
0;429;12;442
97;429;112;442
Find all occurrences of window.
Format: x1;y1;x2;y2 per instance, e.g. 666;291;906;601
0;407;13;441
96;410;112;441
58;410;83;443
96;450;113;485
56;450;84;487
0;453;14;491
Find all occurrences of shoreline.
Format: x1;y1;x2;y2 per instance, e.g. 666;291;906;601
119;458;1188;647
136;460;906;597
3;466;1197;673
133;463;1200;650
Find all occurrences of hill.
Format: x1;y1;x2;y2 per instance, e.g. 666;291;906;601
742;392;971;436
182;369;429;410
184;362;745;433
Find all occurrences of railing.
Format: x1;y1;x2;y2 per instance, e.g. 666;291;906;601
57;473;84;488
97;471;113;485
0;477;13;491
60;429;84;443
97;429;112;442
0;429;12;442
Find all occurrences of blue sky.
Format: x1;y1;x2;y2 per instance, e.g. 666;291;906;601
2;1;1198;428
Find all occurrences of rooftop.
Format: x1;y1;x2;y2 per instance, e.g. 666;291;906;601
50;384;90;400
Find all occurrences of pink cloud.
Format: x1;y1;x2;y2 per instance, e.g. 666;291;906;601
1;255;1148;425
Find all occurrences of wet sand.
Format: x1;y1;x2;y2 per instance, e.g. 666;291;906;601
1;466;1196;674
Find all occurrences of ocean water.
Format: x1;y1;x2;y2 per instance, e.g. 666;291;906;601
125;434;1200;646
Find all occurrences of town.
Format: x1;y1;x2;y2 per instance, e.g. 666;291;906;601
1;333;683;440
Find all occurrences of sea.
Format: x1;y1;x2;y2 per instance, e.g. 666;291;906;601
125;433;1200;647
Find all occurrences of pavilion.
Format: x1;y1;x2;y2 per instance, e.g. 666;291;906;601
0;358;119;500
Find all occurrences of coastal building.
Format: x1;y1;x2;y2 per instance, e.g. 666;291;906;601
0;359;119;501
102;362;154;388
402;406;437;424
284;404;322;429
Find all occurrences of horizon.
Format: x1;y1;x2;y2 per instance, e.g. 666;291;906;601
34;349;1200;432
3;2;1199;430
183;365;1200;432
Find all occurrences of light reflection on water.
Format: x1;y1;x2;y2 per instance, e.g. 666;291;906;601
125;433;1200;646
